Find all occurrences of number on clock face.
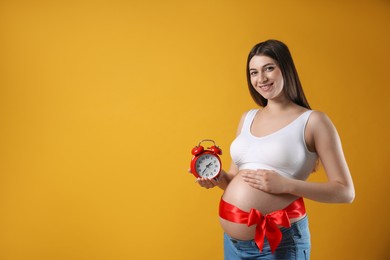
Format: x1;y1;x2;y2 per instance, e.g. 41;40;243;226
195;154;221;178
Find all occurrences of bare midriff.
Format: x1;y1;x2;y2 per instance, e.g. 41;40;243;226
220;172;305;241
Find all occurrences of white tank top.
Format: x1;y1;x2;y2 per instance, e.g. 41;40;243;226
230;109;318;180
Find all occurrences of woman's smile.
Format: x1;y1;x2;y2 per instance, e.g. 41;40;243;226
259;82;274;91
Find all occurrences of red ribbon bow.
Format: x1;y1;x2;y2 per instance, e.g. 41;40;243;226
219;198;306;253
247;208;291;253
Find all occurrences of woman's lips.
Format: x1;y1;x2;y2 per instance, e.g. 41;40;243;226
259;82;273;91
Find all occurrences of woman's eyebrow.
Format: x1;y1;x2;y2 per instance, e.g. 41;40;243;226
249;63;275;70
262;63;275;67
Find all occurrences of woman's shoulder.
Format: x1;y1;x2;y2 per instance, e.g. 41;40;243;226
307;110;337;135
308;110;332;124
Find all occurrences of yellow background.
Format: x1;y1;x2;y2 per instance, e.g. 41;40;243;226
1;0;389;259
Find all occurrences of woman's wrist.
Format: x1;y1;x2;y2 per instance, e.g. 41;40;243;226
217;170;231;190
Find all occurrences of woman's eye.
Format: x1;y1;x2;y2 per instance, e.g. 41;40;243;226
250;71;258;76
265;66;275;72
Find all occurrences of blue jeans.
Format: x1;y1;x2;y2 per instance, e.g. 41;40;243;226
223;216;310;260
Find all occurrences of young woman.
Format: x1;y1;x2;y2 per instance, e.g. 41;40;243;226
196;40;355;259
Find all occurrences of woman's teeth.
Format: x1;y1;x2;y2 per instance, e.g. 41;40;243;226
260;83;272;90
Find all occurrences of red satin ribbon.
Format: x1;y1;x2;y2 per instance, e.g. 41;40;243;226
219;198;306;253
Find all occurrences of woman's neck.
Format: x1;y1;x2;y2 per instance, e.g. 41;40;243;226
264;99;297;113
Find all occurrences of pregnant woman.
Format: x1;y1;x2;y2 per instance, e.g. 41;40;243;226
195;40;355;259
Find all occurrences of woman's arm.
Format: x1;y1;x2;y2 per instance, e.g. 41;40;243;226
288;111;355;203
195;111;247;190
242;111;355;203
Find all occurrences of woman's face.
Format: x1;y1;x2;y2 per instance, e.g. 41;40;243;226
249;55;285;101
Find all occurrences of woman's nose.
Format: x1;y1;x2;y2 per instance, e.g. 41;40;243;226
259;73;268;84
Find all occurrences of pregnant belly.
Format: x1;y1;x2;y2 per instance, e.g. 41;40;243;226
220;173;300;240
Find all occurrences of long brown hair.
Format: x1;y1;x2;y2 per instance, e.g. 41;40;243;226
246;40;311;109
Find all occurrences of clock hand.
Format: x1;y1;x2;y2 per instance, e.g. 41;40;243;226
201;162;213;175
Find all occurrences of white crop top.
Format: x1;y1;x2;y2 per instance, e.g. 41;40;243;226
230;109;318;180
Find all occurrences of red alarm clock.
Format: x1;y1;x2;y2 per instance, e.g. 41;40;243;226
190;139;222;179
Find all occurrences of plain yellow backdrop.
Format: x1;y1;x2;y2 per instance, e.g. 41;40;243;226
1;0;389;259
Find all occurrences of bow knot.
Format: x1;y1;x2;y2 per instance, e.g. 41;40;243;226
247;208;263;227
247;209;291;253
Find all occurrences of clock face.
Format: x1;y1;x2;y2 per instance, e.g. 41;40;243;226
195;153;221;178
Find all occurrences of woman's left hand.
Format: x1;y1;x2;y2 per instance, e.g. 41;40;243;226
241;169;290;194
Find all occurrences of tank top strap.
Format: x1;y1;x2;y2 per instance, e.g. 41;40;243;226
301;110;313;122
241;109;258;134
297;110;314;131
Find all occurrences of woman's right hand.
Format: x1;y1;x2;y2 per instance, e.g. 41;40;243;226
195;177;220;189
189;168;233;190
